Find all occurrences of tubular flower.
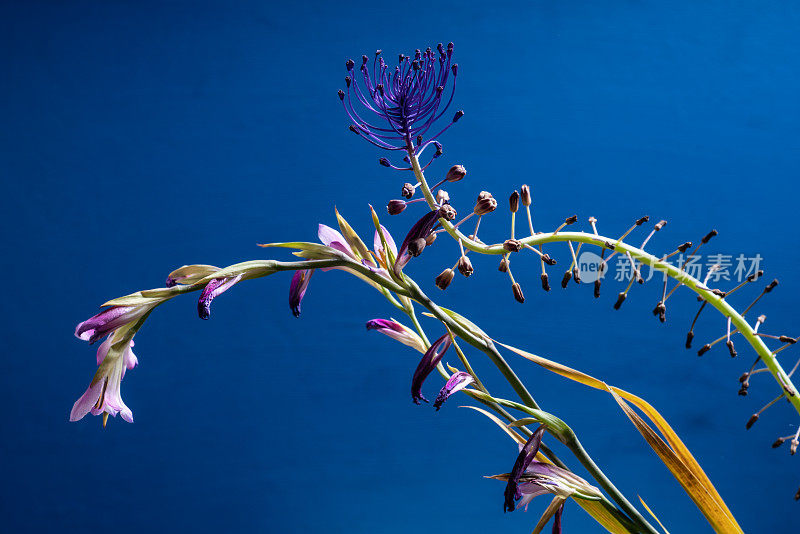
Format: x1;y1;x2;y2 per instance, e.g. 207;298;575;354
366;319;426;353
339;43;462;160
75;305;153;345
197;274;243;320
289;269;314;317
411;333;453;404
70;332;138;425
433;371;474;411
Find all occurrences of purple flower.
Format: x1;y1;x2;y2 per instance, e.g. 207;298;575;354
433;371;474;411
411;333;452;404
373;225;397;267
366;318;426;353
289;269;314;317
75;305;152;344
318;224;356;260
197;274;243;320
505;425;546;512
70;335;138;425
339;44;463;158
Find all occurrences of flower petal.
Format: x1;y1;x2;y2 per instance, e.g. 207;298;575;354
289;269;314;317
505;424;546;512
410;333;452;404
318;224;354;257
197;274;243;320
433;371;473;411
69;380;104;422
75;306;146;344
366;318;426;353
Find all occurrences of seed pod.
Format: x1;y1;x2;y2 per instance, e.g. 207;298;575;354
509;190;520;213
572;267;581;284
408;238;427;257
542;254;557;266
503;239;522;253
540;273;551;292
746;414;759;430
565;215;578;225
772;437;786;448
512;283;525;303
701;229;718;244
445;164;467;182
520;184;531;207
457;256;474;277
498;258;509;273
636;216;650;226
387;200;407;215
402;183;416;199
435;269;455;290
561;270;572;288
438;204;457;221
685;331;694;349
678;241;692;253
474;192;497;215
613;292;627;310
593;280;601;298
654;220;667;231
698;344;711;356
726;340;737;358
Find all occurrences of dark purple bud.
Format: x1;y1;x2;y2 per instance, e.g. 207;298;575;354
433;142;443;157
433;371;473;410
474;191;497;215
453;110;464;122
498;258;509;272
636;216;650;226
387;200;407;215
452;64;458;76
411;333;453;404
542;254;557;266
765;279;779;293
698;344;711;356
345;76;351;87
338;89;345;101
727;340;737;358
395;210;442;270
505;425;546;512
446;164;467;182
379;157;391;167
407;238;427;257
614;292;627;310
685;331;694;349
345;58;354;71
678;241;692;253
746;414;759;430
772;437;786;448
198;275;243;320
362;55;369;65
561;270;572;289
509;191;520;213
165;276;177;288
289;269;314;318
349;124;360;135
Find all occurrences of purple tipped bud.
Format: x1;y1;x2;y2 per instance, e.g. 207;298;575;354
387;200;407;215
451;64;458;75
565;215;578;225
727;340;737;358
504;425;546;512
349;124;360;134
520;184;531;207
542;254;557;266
453;110;464;122
345;58;354;70
765;279;779;292
338;89;345;101
362;54;369;65
678;241;692;253
561;270;572;288
379;157;391;167
288;270;313;318
685;331;695;349
411;333;452;404
509;190;520;213
433;142;443;158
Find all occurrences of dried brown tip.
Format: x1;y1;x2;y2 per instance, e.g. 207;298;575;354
726;340;737;358
542;254;557;266
509;190;520;213
540;273;551;292
457;256;474;277
474;192;497;215
772;437;786;448
438;204;457;221
512;282;525;303
445;164;466;182
593;280;601;298
402;182;416;199
698;344;711;356
765;279;779;293
701;229;718;244
565;215;578;225
572;267;581;284
520;184;531;207
654;220;667;231
746;414;759;430
613;292;627;310
498;258;509;273
503;239;522;253
635;216;650;226
685;331;694;349
780;336;797;344
678;241;692;253
561;270;572;288
746;270;764;282
408;237;427;257
435;268;455;290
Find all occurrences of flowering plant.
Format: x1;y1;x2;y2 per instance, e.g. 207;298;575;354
71;44;799;533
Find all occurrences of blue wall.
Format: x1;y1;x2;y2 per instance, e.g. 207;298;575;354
2;1;799;532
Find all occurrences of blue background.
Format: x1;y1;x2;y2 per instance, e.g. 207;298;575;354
2;1;799;532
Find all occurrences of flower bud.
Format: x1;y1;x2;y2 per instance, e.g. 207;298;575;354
561;270;572;288
498;258;509;272
726;339;737;358
565;215;578;225
678;241;692;253
435;268;455;290
540;273;551;292
520;184;531;207
425;232;437;246
445;164;466;182
509;190;519;213
746;414;759;430
636;216;650;226
438;204;457;221
772;437;786;448
654;219;667;231
474;192;497;215
613;292;627;310
503;239;522;253
701;229;718;244
408;237;427;257
402;183;416;199
457;256;474;277
685;331;694;349
542;254;557;266
379;157;391;167
387;200;406;215
512;283;525;303
698;344;711;356
436;189;450;204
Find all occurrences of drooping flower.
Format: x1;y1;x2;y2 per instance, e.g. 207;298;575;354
433;371;474;411
75;305;152;345
70;333;138;425
411;333;452;404
366;318;426;353
505;425;547;512
197;274;243;320
289;269;314;317
339;44;463;162
395;208;443;271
